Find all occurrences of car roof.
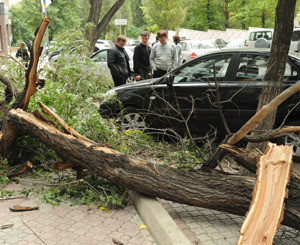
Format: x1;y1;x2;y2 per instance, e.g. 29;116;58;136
191;48;300;60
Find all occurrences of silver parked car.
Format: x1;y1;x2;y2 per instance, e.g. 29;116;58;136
180;40;219;63
206;38;227;48
90;47;137;83
94;39;114;52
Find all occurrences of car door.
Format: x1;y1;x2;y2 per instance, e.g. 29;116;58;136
223;52;300;132
90;49;111;74
147;53;235;138
222;52;268;132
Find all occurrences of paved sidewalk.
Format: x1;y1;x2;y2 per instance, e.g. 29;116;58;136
160;199;300;245
0;184;156;245
1;176;300;245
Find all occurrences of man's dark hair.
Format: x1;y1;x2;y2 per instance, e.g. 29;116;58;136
116;35;127;42
157;30;168;38
173;35;180;44
141;31;150;37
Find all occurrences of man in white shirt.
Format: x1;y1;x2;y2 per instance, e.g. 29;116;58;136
150;30;178;78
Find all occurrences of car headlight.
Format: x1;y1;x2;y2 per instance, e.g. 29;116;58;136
102;89;118;104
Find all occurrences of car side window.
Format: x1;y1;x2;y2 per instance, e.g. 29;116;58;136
172;54;232;84
91;50;108;62
181;42;187;51
236;54;298;81
236;54;268;81
284;62;298;80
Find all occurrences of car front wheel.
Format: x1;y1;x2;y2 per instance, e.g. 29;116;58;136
120;106;146;132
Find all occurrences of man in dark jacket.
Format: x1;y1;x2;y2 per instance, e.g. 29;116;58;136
133;31;151;80
107;35;131;87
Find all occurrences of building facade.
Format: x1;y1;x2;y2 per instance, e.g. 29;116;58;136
0;0;11;55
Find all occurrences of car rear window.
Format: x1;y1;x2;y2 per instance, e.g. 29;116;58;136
249;31;272;41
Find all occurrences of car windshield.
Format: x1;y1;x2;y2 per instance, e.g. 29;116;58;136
190;40;217;49
225;39;245;47
90;47;133;62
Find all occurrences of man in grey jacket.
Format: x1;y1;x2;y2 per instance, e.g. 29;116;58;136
150;30;178;78
107;35;131;87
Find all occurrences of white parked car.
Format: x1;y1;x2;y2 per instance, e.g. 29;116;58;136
246;28;300;52
90;47;136;83
180;40;219;63
95;39;114;52
246;29;273;48
222;39;247;49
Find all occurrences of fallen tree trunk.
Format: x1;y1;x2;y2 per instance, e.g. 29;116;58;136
2;108;300;230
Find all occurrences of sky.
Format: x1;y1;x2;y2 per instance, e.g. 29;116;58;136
9;0;22;5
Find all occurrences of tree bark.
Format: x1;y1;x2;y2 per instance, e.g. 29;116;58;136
223;0;229;29
85;0;126;54
2;108;299;231
246;0;297;157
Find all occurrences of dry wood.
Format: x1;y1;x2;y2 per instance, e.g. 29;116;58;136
243;125;300;142
0;224;13;229
4;161;33;178
237;143;294;244
38;101;96;144
9;205;39;212
3;108;300;230
20;18;49;110
53;160;79;170
220;144;260;173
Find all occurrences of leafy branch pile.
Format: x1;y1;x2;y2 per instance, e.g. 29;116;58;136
0;40;211;208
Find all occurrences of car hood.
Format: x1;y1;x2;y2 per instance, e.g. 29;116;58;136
113;78;160;91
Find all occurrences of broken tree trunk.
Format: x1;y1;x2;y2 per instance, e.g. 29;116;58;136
0;18;49;162
2;107;299;230
237;143;294;244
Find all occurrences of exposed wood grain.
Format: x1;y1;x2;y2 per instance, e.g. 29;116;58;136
237;143;294;244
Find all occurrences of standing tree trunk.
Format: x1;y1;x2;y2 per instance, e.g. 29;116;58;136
241;0;297;175
261;8;266;28
241;0;246;29
206;0;212;29
223;0;229;29
85;0;126;54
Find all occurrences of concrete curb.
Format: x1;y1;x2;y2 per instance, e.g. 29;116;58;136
129;190;192;245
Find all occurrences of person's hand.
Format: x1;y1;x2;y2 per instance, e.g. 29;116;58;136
136;75;141;80
154;68;157;71
148;73;152;77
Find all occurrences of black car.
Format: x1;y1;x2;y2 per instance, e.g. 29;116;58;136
99;49;300;159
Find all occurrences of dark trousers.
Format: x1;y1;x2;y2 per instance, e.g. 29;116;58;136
112;75;127;87
153;69;167;78
138;68;150;80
